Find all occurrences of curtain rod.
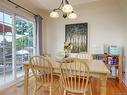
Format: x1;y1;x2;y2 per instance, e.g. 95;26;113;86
7;0;37;16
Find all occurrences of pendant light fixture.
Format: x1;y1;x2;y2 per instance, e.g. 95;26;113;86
50;0;77;19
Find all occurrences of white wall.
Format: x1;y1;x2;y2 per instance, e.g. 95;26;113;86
46;0;123;56
120;0;127;85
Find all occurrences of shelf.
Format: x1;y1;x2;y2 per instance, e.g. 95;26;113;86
108;76;117;79
107;54;119;56
106;64;119;67
108;74;119;79
92;54;122;82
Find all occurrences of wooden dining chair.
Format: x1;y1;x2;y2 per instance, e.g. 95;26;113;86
29;56;60;95
60;59;92;95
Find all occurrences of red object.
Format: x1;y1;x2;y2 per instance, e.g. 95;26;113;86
0;23;12;32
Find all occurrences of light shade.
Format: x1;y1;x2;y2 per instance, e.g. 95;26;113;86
50;11;59;18
50;0;77;19
62;4;73;13
68;12;77;19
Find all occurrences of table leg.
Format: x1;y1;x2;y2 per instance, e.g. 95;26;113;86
100;74;107;95
24;66;29;95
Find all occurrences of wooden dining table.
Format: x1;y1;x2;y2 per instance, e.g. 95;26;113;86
24;60;110;95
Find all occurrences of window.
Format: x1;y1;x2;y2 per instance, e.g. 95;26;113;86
0;10;13;86
0;10;35;86
15;16;34;77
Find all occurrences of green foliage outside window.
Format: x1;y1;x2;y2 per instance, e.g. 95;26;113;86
15;17;33;50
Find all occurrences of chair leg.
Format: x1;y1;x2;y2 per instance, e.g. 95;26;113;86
33;86;36;95
58;85;63;95
95;78;100;93
89;84;92;95
33;82;37;95
63;90;67;95
49;86;52;95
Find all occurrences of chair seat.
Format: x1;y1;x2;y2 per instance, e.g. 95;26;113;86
65;88;88;94
36;74;60;91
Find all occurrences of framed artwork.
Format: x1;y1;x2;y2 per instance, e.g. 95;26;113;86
65;23;88;53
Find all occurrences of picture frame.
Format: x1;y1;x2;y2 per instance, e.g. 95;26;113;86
65;23;88;53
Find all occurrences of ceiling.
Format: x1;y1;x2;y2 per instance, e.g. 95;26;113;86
31;0;97;10
7;0;97;11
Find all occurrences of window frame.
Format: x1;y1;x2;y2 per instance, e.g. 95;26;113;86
0;8;36;87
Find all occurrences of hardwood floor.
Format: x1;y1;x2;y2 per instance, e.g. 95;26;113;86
0;78;127;95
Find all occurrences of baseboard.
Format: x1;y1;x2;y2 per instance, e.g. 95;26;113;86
122;80;127;88
0;75;33;93
0;77;24;93
125;83;127;87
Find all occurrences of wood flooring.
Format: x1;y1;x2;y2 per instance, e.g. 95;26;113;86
0;78;127;95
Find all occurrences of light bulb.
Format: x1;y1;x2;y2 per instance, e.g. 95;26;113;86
62;4;73;13
50;11;59;18
68;12;77;19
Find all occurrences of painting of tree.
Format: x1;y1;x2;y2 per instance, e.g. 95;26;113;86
65;23;88;53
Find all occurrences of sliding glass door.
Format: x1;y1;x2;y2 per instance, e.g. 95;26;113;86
0;10;13;86
15;16;34;78
0;10;35;87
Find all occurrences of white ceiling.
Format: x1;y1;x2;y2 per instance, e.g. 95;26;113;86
31;0;97;10
9;0;97;11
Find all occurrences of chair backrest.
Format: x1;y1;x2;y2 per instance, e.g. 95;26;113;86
69;53;78;58
60;59;90;93
77;53;92;59
77;53;93;64
29;56;53;85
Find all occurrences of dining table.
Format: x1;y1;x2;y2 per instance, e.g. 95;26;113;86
24;59;110;95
